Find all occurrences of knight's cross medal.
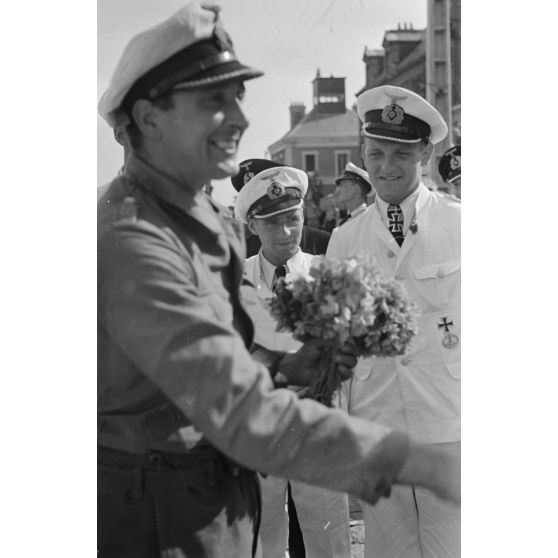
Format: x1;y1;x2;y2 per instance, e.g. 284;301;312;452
438;316;459;349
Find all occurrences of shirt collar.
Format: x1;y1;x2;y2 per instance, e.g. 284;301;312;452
349;203;368;219
123;153;225;236
259;248;302;289
376;183;426;235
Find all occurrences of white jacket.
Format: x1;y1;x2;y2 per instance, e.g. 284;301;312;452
241;249;317;353
327;183;461;443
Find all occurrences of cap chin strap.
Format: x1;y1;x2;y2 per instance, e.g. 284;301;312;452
362;127;425;143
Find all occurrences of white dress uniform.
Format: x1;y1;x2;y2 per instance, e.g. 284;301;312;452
327;182;461;558
241;248;351;558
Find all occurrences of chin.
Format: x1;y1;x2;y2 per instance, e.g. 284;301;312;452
214;158;239;178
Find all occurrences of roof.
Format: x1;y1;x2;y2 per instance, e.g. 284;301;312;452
363;47;384;58
383;30;423;43
269;108;359;152
357;36;425;96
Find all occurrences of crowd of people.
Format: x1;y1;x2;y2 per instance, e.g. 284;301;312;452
97;2;461;557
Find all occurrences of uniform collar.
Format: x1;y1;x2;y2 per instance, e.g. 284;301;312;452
375;182;428;235
124;153;225;236
259;247;303;289
349;203;368;219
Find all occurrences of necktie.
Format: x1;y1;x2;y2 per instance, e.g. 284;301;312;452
272;265;287;289
387;204;404;246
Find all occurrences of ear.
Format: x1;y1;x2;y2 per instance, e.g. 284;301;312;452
113;126;128;147
131;99;164;141
113;127;131;162
247;218;258;235
420;142;434;167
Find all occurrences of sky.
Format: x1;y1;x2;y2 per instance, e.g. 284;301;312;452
97;0;426;206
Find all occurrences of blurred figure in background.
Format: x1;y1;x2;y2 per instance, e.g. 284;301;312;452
333;162;373;227
438;144;461;199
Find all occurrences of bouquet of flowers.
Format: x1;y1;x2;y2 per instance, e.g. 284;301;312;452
269;254;418;406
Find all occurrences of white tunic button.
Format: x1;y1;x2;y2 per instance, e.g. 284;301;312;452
387;250;395;258
400;357;411;366
436;268;444;278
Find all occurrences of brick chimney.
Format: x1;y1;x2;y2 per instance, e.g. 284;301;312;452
289;102;306;129
363;47;384;89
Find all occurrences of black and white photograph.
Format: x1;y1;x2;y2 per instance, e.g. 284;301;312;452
7;1;558;557
97;2;460;556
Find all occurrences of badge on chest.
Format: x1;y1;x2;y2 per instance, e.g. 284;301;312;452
437;316;460;349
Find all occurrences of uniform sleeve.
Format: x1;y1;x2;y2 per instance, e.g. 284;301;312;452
98;219;409;504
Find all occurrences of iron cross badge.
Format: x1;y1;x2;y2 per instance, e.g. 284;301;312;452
438;316;460;349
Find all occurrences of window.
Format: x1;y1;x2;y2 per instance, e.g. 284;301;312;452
302;151;318;173
318;94;344;104
335;151;350;176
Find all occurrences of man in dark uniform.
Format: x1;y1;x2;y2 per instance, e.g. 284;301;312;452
97;3;460;557
438;144;461;199
232;159;331;257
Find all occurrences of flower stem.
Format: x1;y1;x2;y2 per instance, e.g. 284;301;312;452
305;346;340;407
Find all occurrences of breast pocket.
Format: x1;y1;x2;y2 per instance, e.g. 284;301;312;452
414;259;460;307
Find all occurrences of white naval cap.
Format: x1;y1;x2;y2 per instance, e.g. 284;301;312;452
356;85;448;145
335;162;372;192
98;1;263;128
233;160;308;224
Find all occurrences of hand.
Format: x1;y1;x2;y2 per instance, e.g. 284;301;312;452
397;441;461;505
333;341;359;380
278;339;358;386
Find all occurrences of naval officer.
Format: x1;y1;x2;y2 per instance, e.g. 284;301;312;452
234;159;352;558
327;84;461;558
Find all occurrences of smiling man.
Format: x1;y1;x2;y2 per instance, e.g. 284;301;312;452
327;85;461;558
234;159;352;558
98;6;460;557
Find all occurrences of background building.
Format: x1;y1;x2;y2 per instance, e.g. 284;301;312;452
358;0;460;188
268;70;361;228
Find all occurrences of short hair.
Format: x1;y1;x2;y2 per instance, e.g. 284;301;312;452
125;91;176;151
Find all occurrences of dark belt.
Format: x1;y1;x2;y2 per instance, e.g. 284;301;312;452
98;445;247;488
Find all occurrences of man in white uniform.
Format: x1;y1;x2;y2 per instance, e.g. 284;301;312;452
327;85;460;558
333;161;373;226
234;159;351;558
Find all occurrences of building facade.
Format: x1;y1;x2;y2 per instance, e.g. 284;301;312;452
268;70;362;228
358;0;461;188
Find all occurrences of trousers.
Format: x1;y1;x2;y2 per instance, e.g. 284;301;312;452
259;474;351;558
362;485;460;558
98;445;262;558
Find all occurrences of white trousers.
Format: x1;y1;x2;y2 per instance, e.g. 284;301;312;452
259;474;351;558
362;485;460;558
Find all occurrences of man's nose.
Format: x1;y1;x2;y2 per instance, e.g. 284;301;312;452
381;155;395;172
228;99;249;130
278;223;291;237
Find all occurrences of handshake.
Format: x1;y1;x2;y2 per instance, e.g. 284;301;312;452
254;338;461;506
